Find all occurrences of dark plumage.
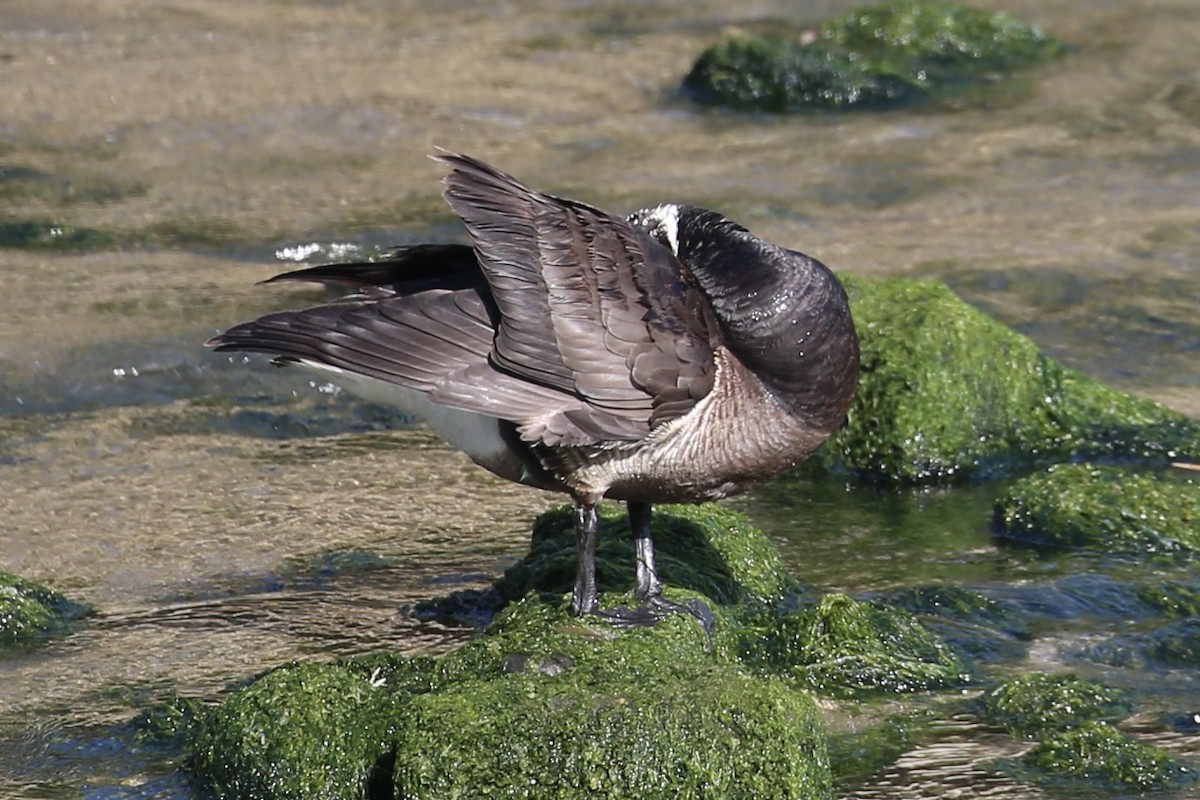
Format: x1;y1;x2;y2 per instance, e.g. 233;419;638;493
207;153;859;626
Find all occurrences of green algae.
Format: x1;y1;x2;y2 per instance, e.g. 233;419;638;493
994;463;1200;552
393;668;830;800
742;593;967;697
683;35;922;112
0;571;91;647
1136;580;1200;618
821;276;1200;484
497;503;801;608
186;598;833;800
683;2;1063;112
190;661;396;800
977;673;1133;738
821;2;1062;73
1017;722;1194;792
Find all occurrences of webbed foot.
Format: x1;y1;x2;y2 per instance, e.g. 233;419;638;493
596;595;715;641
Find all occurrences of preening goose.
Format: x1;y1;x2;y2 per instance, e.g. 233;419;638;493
207;153;860;628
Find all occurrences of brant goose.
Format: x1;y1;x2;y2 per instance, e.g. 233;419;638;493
208;153;859;627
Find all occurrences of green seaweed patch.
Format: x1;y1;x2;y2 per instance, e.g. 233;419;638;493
744;593;968;696
496;503;800;608
1015;722;1194;792
437;592;738;685
1136;580;1200;618
189;661;396;800
682;2;1063;112
977;673;1133;738
821;276;1200;484
682;34;923;112
186;601;833;799
392;668;831;800
134;696;208;750
821;2;1063;74
0;571;91;647
994;464;1200;553
0;218;116;251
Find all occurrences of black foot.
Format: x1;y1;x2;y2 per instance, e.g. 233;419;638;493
595;595;716;641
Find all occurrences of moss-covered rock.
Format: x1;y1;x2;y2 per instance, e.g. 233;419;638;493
683;2;1063;112
994;464;1200;552
744;593;967;696
682;34;922;112
497;503;801;607
393;668;830;799
190;661;396;800
187;598;833;800
821;277;1200;483
977;673;1133;738
1018;722;1193;791
820;2;1062;72
0;571;91;646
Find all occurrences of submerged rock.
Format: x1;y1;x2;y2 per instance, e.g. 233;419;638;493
821;277;1200;484
683;1;1063;112
977;673;1133;738
742;593;968;696
994;463;1200;553
1017;722;1193;792
0;571;90;647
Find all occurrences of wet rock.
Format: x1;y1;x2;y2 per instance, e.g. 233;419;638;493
1017;722;1194;792
977;673;1133;738
742;593;968;696
994;463;1200;552
821;277;1200;484
0;571;91;647
683;1;1063;112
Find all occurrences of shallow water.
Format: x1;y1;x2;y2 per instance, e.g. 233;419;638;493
2;0;1199;796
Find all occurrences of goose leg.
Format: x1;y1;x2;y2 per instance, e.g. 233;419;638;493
593;502;715;639
629;501;662;601
570;502;599;616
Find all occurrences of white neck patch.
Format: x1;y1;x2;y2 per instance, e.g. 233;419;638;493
644;203;680;256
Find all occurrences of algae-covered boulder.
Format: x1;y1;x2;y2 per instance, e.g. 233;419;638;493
189;661;396;800
744;593;967;696
821;277;1200;483
977;673;1133;738
393;668;829;799
683;34;922;112
1017;722;1193;792
994;463;1200;552
497;503;801;607
683;1;1063;112
187;597;834;800
0;571;91;646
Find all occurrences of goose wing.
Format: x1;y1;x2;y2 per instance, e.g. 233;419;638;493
435;153;717;446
